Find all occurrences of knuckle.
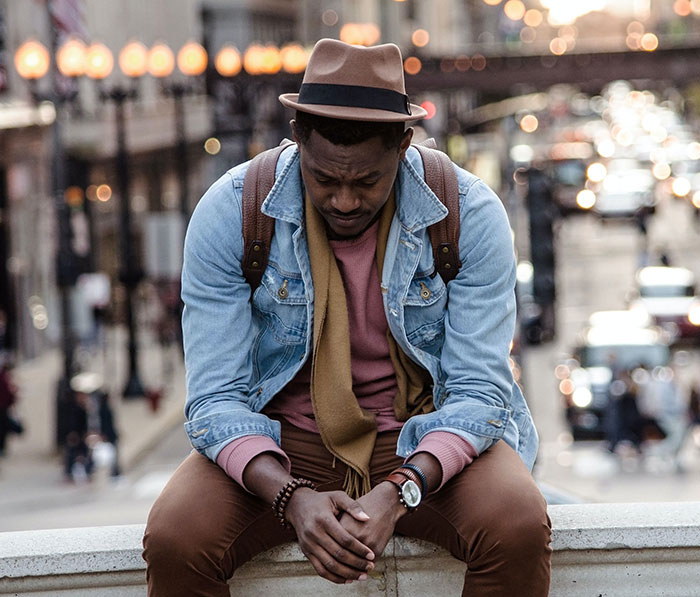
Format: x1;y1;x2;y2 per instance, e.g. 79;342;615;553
323;559;337;572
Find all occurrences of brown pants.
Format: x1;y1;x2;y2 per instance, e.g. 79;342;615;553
143;421;551;596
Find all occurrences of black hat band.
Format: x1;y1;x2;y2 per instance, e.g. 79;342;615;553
297;83;411;115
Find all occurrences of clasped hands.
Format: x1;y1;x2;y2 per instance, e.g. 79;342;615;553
285;482;406;585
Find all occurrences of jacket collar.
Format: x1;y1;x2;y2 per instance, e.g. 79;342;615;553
261;144;448;231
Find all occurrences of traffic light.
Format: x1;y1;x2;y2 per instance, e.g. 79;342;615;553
526;168;556;304
525;168;556;342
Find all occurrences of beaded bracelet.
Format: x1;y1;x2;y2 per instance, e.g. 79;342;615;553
272;477;317;529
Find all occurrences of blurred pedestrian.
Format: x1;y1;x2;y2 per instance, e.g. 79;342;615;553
690;379;700;425
605;369;644;454
638;365;688;469
95;388;121;477
66;372;121;481
64;379;92;482
0;357;22;456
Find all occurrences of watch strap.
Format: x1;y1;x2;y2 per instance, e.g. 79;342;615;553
384;471;420;512
385;471;410;488
399;463;428;496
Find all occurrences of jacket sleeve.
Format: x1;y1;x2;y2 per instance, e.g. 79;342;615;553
399;174;518;457
181;169;282;462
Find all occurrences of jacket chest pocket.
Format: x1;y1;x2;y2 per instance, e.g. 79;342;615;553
252;267;308;345
403;274;447;350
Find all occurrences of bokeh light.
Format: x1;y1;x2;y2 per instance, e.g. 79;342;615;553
119;41;149;78
549;37;567;55
321;9;339;26
204;138;221;155
674;0;692;16
215;46;242;77
421;100;437;119
652;162;671;180
471;54;486;71
280;44;308;74
520;114;539;133
404;56;422;75
57;38;87;77
587;162;607;182
177;41;208;76
672;177;691;197
148;43;175;78
96;184;112;202
576;190;596;210
85;42;114;80
14;40;50;80
640;33;659;52
524;9;543;27
503;0;526;20
520;27;536;43
412;29;430;47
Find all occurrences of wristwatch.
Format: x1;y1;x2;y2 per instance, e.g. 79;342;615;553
384;471;422;512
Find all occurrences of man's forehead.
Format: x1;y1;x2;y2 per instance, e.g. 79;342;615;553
301;133;392;175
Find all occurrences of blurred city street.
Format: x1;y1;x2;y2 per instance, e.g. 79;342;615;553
0;328;188;531
525;188;700;504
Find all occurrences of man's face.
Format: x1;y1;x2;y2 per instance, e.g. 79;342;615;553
294;124;412;239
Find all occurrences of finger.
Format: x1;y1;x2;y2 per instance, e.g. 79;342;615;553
324;517;375;561
331;493;371;523
304;551;346;584
306;546;370;583
316;533;375;573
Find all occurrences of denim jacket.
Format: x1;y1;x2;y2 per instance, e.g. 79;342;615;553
181;145;538;471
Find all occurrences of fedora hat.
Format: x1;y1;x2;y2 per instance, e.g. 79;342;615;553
279;38;427;122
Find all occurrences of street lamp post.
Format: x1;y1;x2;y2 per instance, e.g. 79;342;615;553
84;40;147;398
154;41;209;223
14;37;80;447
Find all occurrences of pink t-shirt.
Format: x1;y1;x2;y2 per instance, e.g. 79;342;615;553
218;219;476;491
264;220;401;432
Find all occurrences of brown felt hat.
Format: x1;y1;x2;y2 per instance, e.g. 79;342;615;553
279;38;427;122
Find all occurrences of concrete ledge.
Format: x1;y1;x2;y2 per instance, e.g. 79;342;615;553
1;503;700;596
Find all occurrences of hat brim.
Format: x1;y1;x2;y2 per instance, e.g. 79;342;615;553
279;93;427;122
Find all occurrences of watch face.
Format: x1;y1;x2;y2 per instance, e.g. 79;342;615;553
401;479;421;508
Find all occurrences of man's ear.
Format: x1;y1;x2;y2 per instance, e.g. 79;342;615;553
290;120;299;145
398;127;414;160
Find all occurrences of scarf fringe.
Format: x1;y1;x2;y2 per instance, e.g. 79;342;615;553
343;467;372;500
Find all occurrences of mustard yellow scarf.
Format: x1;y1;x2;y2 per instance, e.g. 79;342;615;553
305;190;433;498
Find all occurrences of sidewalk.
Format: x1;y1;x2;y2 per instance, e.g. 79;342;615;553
0;325;185;482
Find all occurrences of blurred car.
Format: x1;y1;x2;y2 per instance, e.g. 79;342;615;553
556;324;671;440
586;309;653;330
589;159;656;219
628;266;700;342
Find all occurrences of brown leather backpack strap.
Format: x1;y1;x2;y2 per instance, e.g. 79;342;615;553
414;144;462;283
241;141;294;290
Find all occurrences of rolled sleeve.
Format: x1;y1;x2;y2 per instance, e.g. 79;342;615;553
216;435;291;492
408;431;477;491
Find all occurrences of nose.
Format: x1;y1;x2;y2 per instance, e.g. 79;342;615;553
330;186;361;214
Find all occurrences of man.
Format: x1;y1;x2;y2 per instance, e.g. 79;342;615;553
143;39;551;596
